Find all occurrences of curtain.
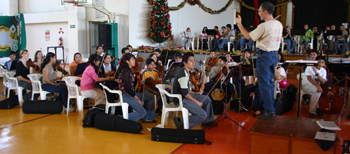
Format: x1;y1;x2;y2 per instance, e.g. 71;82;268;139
241;0;277;27
293;0;349;32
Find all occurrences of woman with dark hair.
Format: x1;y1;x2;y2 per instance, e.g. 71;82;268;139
95;45;104;57
101;54;118;89
34;50;43;68
117;53;155;122
69;52;84;76
278;52;288;71
81;54;113;106
41;52;73;111
199;26;208;50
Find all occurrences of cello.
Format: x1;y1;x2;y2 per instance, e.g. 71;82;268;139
318;65;343;114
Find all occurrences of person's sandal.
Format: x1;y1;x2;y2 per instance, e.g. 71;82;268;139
142;120;158;123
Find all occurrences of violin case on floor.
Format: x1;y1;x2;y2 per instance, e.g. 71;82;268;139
22;100;63;114
0;95;19;109
82;108;105;127
94;113;143;134
151;128;210;145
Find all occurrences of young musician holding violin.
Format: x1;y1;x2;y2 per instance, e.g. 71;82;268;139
15;49;39;101
80;54;114;106
117;53;154;122
225;53;234;63
240;49;252;65
204;56;235;102
34;50;43;68
117;47;130;66
173;52;216;129
41;52;73;111
301;56;327;118
69;53;85;76
205;51;218;76
100;54;118;89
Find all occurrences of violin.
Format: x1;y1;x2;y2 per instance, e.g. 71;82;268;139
103;70;116;77
26;59;41;72
135;57;145;92
53;63;69;76
208;57;218;68
144;77;161;96
318;65;343;114
190;68;205;92
214;66;228;81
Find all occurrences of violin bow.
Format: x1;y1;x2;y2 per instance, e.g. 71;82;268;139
98;52;108;76
201;71;225;104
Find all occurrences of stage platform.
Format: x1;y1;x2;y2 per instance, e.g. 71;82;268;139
249;116;337;154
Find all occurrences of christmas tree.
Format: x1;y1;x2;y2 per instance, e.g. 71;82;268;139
148;0;173;43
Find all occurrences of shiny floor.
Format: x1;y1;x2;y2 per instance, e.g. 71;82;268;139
0;79;349;154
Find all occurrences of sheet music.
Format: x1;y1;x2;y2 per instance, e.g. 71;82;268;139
285;60;318;64
314;131;336;141
316;121;341;130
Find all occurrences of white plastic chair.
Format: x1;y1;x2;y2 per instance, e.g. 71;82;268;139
297;73;310;108
27;74;50;100
227;37;236;51
197;36;211;50
2;71;17;98
99;83;129;119
3;72;24;105
64;76;86;118
182;37;195;50
281;37;288;52
155;84;189;129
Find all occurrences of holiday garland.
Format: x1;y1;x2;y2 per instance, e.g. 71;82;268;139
147;0;290;14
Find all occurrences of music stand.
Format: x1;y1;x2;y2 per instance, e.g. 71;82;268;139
285;60;318;117
209;68;245;129
206;29;217;35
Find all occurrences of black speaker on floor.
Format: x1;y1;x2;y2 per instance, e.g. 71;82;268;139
98;24;111;48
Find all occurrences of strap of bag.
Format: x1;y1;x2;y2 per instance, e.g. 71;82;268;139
205;140;212;145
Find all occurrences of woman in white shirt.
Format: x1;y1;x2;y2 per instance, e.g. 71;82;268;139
199;27;208;50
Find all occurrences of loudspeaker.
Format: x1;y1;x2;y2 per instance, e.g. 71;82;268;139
99;24;111;48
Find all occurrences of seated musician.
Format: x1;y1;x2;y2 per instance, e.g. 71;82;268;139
204;51;218;76
117;53;154;122
15;49;38;101
69;53;84;76
100;54;118;89
117;47;130;66
173;52;216;129
164;53;182;85
301;56;327;118
41;52;72;112
225;53;234;63
96;45;105;57
5;51;16;71
239;49;252;65
204;56;235;103
80;54;113;106
34;50;43;69
168;52;182;69
241;60;286;117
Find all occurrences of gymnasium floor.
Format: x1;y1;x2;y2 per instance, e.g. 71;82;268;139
0;79;349;154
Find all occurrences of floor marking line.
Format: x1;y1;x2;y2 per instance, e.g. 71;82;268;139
0;114;53;130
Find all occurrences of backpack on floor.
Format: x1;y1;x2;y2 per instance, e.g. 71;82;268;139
286;84;298;101
22;100;63;114
82;108;105;127
0;95;19;109
275;98;293;115
212;101;224;115
94;113;143;134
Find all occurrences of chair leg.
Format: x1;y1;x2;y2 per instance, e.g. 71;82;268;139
77;97;84;119
122;103;129;119
161;110;167;128
7;88;10;98
17;87;24;106
66;97;71;116
182;108;189;129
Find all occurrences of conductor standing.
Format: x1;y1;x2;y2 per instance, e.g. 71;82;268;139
236;2;282;120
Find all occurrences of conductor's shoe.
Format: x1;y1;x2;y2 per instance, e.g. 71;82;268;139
257;113;276;120
316;108;324;117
